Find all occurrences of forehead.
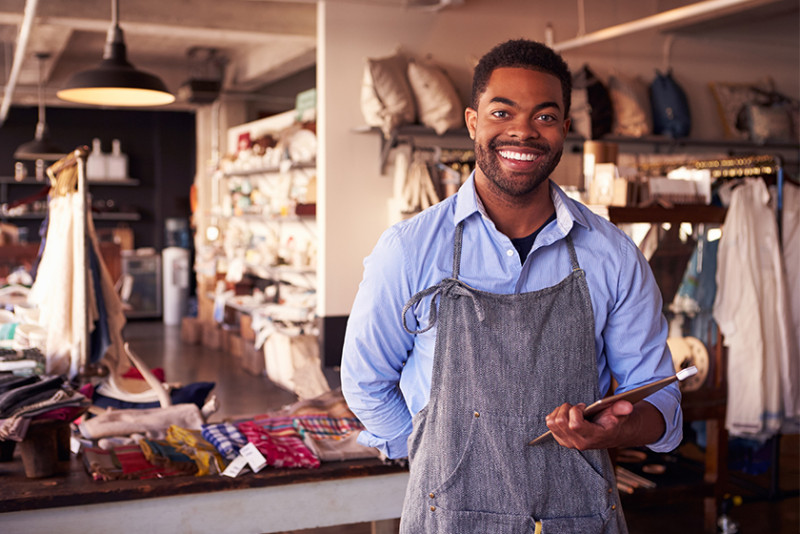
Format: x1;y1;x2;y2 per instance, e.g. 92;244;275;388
479;67;564;110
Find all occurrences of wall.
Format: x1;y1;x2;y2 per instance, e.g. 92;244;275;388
1;106;196;251
319;0;799;326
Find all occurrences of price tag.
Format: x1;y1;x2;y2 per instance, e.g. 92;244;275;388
221;454;250;478
70;436;82;455
240;442;267;473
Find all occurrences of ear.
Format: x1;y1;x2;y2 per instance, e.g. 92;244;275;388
465;107;477;140
562;117;571;136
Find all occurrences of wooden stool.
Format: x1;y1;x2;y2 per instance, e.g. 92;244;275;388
17;419;71;478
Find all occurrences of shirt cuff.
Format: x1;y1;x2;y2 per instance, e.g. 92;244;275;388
356;429;410;459
643;389;684;453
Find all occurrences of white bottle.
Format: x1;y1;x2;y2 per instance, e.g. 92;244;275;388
107;139;128;180
86;138;108;180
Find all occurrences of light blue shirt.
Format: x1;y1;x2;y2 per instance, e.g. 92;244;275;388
341;175;682;458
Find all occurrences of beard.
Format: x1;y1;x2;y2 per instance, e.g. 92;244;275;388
474;137;563;199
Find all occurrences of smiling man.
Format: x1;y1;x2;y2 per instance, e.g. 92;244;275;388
341;39;682;533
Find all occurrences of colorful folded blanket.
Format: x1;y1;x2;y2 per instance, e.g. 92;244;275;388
237;419;319;469
202;421;248;461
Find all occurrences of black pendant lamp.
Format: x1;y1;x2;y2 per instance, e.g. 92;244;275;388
56;0;174;107
14;52;66;161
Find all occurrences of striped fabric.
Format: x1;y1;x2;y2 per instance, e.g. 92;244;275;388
237;419;320;469
201;422;248;461
82;444;189;481
292;415;365;440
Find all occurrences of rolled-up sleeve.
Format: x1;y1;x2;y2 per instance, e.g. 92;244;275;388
341;228;416;459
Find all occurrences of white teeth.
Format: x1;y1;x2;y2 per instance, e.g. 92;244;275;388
499;150;537;161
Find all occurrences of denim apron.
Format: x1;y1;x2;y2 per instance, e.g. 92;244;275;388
399;222;627;534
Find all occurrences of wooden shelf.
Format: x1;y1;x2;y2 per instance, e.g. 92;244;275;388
0;176;140;186
219;161;315;178
608;205;727;224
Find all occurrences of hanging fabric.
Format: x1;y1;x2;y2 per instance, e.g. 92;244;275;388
713;177;798;440
26;149;136;391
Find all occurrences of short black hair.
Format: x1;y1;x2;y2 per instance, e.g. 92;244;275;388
471;39;572;117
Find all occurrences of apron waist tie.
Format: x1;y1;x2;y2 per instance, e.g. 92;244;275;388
402;278;485;335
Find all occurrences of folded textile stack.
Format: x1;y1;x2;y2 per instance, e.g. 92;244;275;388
83;443;195;481
0;374;89;441
77;388;381;481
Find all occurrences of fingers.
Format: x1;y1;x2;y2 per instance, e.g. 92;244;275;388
544;400;632;450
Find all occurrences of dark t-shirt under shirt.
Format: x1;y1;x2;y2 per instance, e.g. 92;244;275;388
510;211;557;264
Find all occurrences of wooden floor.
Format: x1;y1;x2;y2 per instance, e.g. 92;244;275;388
125;319;799;534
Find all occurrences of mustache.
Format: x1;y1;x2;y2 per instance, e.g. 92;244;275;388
487;138;550;152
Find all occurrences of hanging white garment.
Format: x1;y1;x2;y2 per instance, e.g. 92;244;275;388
29;193;87;376
29;191;129;380
778;181;800;431
713;178;795;441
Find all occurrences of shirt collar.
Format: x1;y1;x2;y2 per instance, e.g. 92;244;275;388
454;172;591;235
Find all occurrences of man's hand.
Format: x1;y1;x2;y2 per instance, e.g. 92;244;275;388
545;400;664;450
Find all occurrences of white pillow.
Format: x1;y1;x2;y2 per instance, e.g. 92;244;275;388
360;52;417;137
407;58;464;135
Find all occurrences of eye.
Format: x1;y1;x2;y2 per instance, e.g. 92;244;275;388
537;113;558;123
490;109;509;119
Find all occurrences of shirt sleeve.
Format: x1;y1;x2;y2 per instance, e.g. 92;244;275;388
341;227;416;459
604;235;683;453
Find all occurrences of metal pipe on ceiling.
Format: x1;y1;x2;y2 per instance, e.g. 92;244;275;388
552;0;768;52
0;0;40;126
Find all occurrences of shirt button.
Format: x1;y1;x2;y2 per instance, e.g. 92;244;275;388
611;505;617;510
608;488;613;493
474;411;480;417
506;249;514;257
430;506;436;511
429;493;435;499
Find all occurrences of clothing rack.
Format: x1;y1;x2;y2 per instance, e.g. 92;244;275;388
687;154;789;502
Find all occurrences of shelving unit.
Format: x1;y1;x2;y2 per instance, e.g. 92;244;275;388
358;125;799;174
608;206;729;534
0;176;144;225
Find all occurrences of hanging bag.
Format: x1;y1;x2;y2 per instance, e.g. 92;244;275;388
650;70;691;138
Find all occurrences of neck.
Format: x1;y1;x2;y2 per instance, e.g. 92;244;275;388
475;177;555;239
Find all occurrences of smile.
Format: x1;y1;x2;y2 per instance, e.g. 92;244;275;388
498;150;539;162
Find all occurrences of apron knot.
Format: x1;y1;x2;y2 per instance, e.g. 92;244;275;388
402;278;486;334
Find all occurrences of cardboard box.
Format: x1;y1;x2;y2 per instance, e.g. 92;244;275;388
240;313;256;342
197;293;215;323
180;317;202;345
227;334;244;361
241;340;265;376
201;321;222;350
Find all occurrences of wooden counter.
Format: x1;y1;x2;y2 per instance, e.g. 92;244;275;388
0;451;409;533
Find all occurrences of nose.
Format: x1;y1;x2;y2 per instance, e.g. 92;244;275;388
507;116;540;140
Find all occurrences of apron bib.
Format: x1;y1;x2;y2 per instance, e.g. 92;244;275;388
400;223;627;534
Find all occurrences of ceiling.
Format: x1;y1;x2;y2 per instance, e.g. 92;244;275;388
0;0;795;113
0;0;322;112
0;0;466;113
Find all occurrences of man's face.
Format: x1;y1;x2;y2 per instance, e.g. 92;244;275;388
465;67;570;200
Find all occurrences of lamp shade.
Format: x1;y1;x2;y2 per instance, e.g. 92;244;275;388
57;26;175;107
16;53;66;161
14;135;66;161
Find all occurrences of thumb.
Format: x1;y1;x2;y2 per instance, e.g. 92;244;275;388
611;400;634;417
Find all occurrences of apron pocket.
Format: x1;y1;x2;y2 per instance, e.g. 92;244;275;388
427;411;613;518
539;505;613;534
425;507;538;534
